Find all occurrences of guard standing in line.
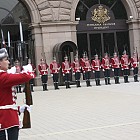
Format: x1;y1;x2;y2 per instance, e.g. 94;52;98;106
80;52;86;80
38;58;49;91
14;60;23;93
101;53;111;85
50;57;61;90
71;55;81;87
121;50;130;83
82;55;92;87
91;54;101;86
111;52;120;84
0;48;35;140
24;59;36;92
62;56;71;89
130;51;139;82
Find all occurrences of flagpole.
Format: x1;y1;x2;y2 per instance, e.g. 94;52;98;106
19;22;23;43
8;31;10;47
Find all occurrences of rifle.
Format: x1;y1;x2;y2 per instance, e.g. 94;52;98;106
18;21;33;128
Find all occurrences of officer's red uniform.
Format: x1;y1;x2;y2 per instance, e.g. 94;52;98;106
38;59;49;91
130;53;139;82
71;57;81;87
50;59;61;89
121;52;130;83
62;57;71;89
0;70;35;130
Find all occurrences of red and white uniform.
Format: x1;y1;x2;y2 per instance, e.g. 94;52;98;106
111;57;120;69
91;59;101;71
101;58;111;70
71;60;81;73
121;55;130;69
62;61;71;74
131;56;139;68
0;70;35;130
83;60;91;72
38;63;49;75
50;61;60;74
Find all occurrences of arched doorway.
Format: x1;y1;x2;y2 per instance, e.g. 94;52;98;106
0;0;34;65
53;41;77;84
75;0;130;59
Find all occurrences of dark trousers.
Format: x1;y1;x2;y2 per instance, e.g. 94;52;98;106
133;67;139;82
114;68;120;84
53;73;59;83
95;71;101;86
123;69;129;83
64;73;71;88
0;126;19;140
41;75;48;90
75;72;81;81
104;69;111;85
85;71;91;80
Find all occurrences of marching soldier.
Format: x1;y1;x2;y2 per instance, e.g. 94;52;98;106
111;52;120;84
101;53;111;85
50;57;61;90
62;56;71;89
121;50;130;83
83;55;92;87
38;58;49;91
72;55;81;87
24;59;36;92
91;54;101;86
14;60;23;93
0;48;35;140
130;51;139;82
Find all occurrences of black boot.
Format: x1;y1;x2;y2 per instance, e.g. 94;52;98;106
124;76;126;83
76;81;78;87
19;85;22;93
68;82;71;88
98;80;101;86
65;82;68;89
88;80;92;87
78;81;81;87
45;84;48;91
105;78;108;85
86;81;88;87
126;76;129;83
30;84;34;92
114;77;117;84
54;83;57;90
43;84;45;91
56;83;59;89
95;80;98;86
117;77;120;84
108;78;111;85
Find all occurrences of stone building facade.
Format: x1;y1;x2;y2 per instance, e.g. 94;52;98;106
21;0;140;85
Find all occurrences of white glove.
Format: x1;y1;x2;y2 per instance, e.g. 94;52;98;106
93;71;95;73
73;73;75;75
63;74;65;76
19;104;31;113
112;69;114;71
131;68;134;70
51;74;53;77
102;69;105;72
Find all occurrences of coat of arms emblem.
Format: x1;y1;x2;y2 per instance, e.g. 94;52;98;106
91;5;110;24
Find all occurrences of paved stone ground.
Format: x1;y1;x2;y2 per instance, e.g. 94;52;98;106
17;77;140;140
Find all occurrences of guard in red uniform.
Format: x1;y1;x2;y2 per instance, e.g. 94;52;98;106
14;60;23;93
101;53;111;85
83;55;92;87
80;53;86;80
91;54;101;86
50;57;61;90
0;48;35;140
62;56;71;89
72;55;81;87
111;52;120;84
121;50;130;83
130;51;139;82
38;58;49;91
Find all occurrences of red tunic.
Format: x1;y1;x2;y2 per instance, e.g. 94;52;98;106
91;59;101;71
62;61;71;74
101;58;111;69
50;62;60;74
38;63;49;75
71;60;81;73
0;70;35;130
131;57;139;68
83;60;91;72
111;57;120;69
121;55;130;69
